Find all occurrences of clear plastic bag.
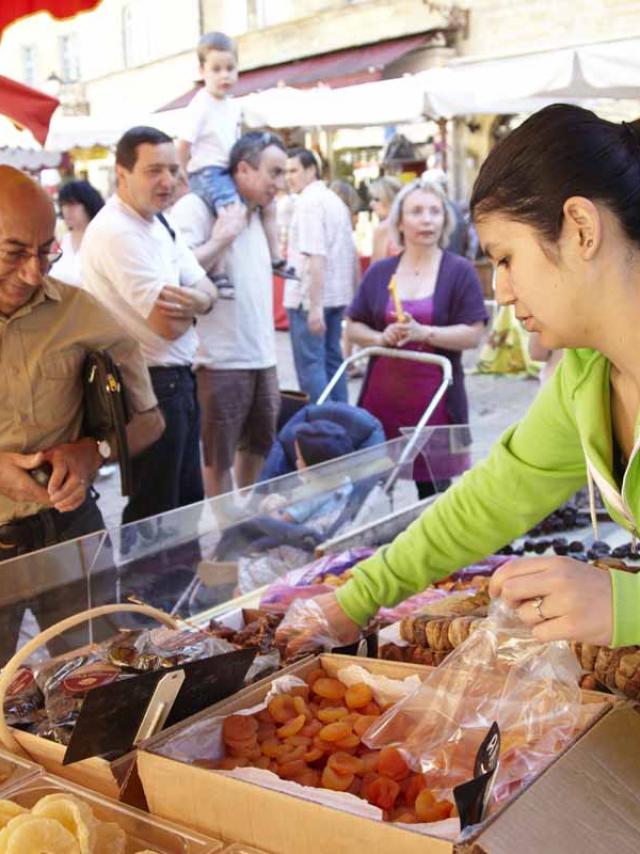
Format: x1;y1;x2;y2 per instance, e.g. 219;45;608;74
365;599;582;810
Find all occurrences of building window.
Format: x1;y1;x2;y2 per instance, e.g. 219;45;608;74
122;0;199;68
21;45;37;85
59;33;81;82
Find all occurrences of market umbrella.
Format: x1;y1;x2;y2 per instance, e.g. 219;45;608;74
0;1;102;38
0;74;59;145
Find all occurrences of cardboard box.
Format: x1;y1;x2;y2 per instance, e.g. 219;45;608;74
8;729;136;800
137;655;626;853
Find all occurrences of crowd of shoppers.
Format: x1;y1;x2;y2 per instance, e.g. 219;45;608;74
0;27;487;588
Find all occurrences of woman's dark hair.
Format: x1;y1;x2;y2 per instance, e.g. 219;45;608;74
470;104;640;247
58;180;104;221
288;147;321;179
116;126;173;171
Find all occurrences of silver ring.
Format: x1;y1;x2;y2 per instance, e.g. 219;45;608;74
532;595;545;620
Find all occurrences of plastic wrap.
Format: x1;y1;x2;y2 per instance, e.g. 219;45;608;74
274;598;339;658
365;599;582;811
259;548;375;613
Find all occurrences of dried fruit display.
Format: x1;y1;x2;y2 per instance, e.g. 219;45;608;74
201;663;454;825
0;793;160;853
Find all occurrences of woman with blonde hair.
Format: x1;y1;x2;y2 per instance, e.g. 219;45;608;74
369;175;402;261
346;178;487;497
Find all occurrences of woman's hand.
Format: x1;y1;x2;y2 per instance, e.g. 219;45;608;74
381;322;411;347
382;313;433;348
489;556;613;646
275;591;362;659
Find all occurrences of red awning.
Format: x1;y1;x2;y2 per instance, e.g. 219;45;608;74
158;33;429;112
0;1;102;37
0;74;59;145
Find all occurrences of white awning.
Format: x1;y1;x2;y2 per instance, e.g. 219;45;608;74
420;36;640;117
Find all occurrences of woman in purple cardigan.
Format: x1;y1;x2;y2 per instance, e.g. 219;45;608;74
346;178;487;498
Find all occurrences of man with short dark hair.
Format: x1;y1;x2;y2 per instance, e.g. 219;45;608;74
285;147;358;404
82;126;216;523
172;131;287;496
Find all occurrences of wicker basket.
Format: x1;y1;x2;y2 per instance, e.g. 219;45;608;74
0;603;179;799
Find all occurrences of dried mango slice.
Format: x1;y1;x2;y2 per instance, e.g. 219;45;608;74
0;814;80;853
0;802;26;829
32;794;96;853
93;821;126;854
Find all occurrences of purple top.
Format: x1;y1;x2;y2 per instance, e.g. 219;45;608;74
347;251;488;425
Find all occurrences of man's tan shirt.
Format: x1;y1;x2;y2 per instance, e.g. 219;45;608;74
0;276;157;525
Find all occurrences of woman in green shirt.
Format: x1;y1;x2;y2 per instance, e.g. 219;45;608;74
277;104;640;654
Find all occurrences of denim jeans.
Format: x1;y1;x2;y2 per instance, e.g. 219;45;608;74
287;306;348;404
123;366;204;525
189;165;239;212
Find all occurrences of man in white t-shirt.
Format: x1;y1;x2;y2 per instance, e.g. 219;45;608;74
81;126;216;524
172;131;287;496
285;148;359;404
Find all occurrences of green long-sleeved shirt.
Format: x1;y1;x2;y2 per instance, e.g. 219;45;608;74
336;348;640;647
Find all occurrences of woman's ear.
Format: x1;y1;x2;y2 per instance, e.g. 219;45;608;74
562;196;601;259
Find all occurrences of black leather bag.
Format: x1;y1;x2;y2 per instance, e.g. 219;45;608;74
82;351;133;496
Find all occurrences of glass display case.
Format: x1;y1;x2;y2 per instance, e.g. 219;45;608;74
0;422;622;670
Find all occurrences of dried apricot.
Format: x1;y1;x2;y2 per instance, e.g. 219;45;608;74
362;701;382;716
223;714;257;741
256;708;273;723
283;735;311;749
300;719;323;739
268;694;296;724
256;720;277;741
317;706;349;723
344;683;373;710
277;714;306;738
279;758;307;779
414;788;441;821
327;752;364;776
303;747;324;764
293;767;320;788
334;732;360;751
293;696;313;720
378;746;411;782
415;796;453;823
392;809;418;824
313;678;346;701
253;756;271;770
261;739;289;759
321;765;354;792
366;776;400;810
305;668;326;687
290;685;310;699
280;743;307;762
359;751;381;775
403;773;427;807
318;721;351;742
353;715;378;738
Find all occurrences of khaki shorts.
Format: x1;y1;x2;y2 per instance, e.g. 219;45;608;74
197;367;279;470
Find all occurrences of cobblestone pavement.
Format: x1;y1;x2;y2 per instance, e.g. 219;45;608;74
95;331;539;528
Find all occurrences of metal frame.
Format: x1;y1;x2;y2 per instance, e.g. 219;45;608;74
317;346;452;493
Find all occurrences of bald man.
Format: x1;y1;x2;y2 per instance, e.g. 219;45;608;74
0;166;163;656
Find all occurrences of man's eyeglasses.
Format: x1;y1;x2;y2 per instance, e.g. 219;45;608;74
0;248;63;269
370;196;381;202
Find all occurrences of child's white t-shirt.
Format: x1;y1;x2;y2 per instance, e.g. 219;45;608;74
181;87;242;173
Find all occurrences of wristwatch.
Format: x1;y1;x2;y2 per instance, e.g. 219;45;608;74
96;439;112;462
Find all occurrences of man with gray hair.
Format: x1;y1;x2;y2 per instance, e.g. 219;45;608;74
172;131;287;495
